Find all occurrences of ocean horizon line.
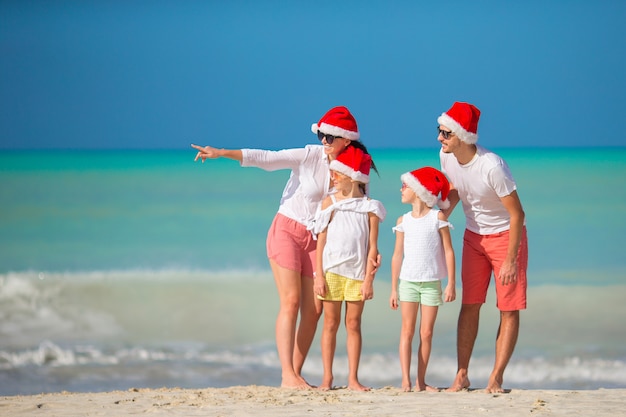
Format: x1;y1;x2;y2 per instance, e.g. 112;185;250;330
2;145;625;153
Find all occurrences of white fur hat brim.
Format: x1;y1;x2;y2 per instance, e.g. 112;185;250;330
438;113;478;145
311;122;360;141
401;172;450;209
330;159;369;183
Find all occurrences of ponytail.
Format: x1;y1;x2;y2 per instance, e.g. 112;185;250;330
348;140;379;176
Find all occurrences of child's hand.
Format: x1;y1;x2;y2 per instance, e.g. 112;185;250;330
444;284;456;303
361;281;374;300
389;291;399;310
368;253;382;276
314;273;327;298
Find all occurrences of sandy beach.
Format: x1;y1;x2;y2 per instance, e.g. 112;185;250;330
2;386;624;417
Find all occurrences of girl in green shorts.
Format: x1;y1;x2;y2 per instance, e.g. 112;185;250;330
389;167;456;392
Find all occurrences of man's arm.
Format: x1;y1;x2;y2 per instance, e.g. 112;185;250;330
498;190;525;285
441;187;461;219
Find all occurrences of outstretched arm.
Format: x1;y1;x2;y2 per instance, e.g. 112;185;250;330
191;144;243;163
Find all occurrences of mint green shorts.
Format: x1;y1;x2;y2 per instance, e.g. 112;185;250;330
398;280;443;306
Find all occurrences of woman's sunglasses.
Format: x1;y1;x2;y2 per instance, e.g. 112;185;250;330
317;131;341;145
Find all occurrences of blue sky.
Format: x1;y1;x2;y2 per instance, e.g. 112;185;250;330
1;1;625;150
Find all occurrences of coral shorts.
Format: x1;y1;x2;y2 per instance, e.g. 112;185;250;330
266;213;316;278
461;227;528;311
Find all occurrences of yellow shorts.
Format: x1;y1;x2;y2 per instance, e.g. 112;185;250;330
319;272;363;302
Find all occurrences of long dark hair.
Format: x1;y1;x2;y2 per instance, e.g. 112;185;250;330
349;140;379;176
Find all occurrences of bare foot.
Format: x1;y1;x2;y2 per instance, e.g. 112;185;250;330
401;380;412;392
281;375;312;390
485;375;505;393
348;381;371;392
317;376;333;391
446;371;470;392
415;384;440;392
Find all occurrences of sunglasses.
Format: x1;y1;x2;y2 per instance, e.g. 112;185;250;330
438;128;454;140
317;131;341;145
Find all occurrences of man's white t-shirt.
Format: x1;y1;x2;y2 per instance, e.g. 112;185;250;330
440;145;517;235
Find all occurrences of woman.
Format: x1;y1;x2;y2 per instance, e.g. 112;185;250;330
191;106;377;389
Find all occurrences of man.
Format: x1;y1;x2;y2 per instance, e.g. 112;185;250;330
437;101;528;393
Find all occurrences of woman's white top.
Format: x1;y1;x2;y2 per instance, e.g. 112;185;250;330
241;145;330;228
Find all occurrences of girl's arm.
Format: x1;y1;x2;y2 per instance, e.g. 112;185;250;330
362;212;380;301
439;211;456;303
314;196;333;298
314;228;328;298
389;216;404;310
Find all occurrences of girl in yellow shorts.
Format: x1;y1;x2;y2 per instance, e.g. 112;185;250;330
311;146;386;391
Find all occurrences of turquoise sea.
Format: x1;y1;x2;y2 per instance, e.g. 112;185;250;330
1;147;625;395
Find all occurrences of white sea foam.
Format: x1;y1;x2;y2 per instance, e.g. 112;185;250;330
1;340;624;395
1;271;625;394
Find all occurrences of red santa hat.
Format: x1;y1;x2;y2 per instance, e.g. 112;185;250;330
437;101;481;144
329;146;371;184
401;166;450;209
311;106;360;141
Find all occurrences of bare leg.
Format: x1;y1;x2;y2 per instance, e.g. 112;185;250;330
447;303;481;392
269;259;310;389
345;300;370;391
486;310;519;393
319;301;341;390
416;305;440;392
293;275;323;379
399;301;418;392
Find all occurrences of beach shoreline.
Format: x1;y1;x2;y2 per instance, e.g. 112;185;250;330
2;386;624;416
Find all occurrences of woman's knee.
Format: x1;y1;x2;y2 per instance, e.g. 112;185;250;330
300;305;322;324
279;293;300;315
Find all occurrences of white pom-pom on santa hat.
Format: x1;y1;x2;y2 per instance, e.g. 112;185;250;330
329;146;371;184
437;101;481;145
311;106;360;141
401;166;451;209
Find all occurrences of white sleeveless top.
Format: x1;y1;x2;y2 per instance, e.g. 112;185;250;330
392;209;451;282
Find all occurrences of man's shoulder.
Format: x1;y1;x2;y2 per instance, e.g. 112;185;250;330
476;146;508;169
476;144;502;160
